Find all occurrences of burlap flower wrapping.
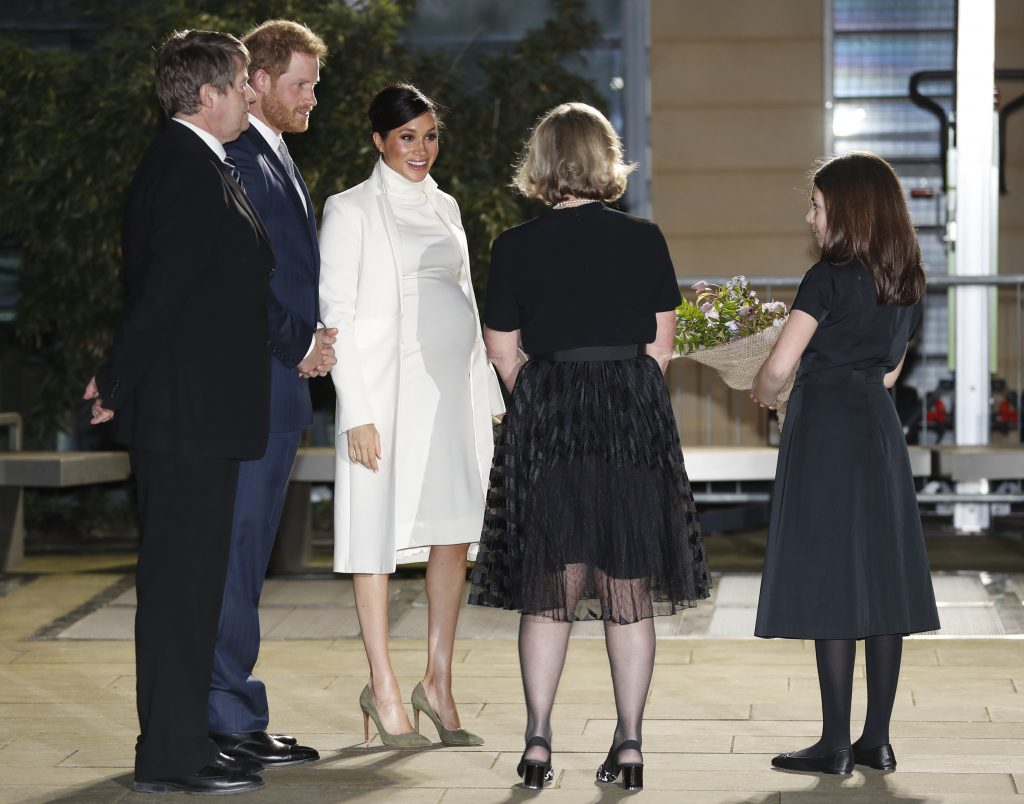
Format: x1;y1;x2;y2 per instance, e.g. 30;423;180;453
680;320;798;430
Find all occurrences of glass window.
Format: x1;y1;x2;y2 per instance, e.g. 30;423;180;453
827;0;957;410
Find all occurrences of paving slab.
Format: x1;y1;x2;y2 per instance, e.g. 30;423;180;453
2;566;1024;803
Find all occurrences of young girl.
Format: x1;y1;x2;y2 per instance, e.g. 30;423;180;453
751;152;940;774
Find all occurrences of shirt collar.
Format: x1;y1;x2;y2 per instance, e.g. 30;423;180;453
247;114;283;153
173;117;227;161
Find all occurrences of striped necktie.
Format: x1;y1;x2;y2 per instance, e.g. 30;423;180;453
223;155;243;187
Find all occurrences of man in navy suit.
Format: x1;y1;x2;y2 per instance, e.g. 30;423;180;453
207;19;334;767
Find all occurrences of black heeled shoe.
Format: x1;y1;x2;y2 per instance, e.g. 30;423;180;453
596;739;643;791
771;747;854;775
517;736;553;789
853;742;896;770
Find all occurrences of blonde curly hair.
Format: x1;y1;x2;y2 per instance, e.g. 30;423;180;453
513;102;636;205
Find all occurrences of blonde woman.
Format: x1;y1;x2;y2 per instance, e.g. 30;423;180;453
319;84;504;748
468;103;711;790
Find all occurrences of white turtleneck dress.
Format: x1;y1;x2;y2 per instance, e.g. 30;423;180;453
380;160;485;558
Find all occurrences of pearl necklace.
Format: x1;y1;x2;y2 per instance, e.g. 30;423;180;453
552;198;601;210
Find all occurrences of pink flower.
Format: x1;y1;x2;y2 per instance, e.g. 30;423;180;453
738;305;752;317
704;308;720;321
690;280;709;292
700;302;713;314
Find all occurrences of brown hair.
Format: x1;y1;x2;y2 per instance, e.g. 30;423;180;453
813;151;925;306
513;102;635;205
242;19;327;79
155;30;249;118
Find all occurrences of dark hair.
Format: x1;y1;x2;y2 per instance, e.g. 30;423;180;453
813;151;925;306
155;30;249;118
243;19;327;79
368;83;439;137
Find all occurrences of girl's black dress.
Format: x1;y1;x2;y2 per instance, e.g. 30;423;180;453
754;260;940;639
468;203;711;624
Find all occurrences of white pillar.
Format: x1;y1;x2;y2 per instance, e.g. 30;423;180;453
953;0;996;533
621;0;651;219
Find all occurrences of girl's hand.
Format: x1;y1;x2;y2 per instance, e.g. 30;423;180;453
749;390;777;410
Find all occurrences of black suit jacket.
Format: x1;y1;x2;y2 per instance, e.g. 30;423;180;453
96;121;274;460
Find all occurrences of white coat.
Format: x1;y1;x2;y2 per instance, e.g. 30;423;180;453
319;160;505;573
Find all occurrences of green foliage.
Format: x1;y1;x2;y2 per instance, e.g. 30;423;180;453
675;277;789;355
0;0;601;436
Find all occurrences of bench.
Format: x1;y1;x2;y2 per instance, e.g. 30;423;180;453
0;413;132;571
932;445;1024;482
288;445;933;484
0;422;996;575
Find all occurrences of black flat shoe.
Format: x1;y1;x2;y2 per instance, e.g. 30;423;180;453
596;739;643;791
517;736;554;789
212;730;320;767
133;764;263;795
215;751;263;774
853;742;896;770
771;747;854;775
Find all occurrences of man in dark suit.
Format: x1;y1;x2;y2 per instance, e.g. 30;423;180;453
84;30;272;795
205;19;334;767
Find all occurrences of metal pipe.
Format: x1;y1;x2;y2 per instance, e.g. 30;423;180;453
679;275;1024;290
691;492;1024;505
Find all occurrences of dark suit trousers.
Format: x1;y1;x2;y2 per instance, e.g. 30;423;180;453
208;430;301;733
130;449;239;780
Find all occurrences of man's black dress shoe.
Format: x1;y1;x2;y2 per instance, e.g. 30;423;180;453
853;742;896;770
216;751;264;774
133;763;263;795
771;747;854;775
270;733;297;746
212;730;320;767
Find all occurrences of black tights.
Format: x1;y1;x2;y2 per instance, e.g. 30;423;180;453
518;615;655;766
795;635;903;757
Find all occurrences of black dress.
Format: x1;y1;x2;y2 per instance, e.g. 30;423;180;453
468;203;711;624
754;260;940;639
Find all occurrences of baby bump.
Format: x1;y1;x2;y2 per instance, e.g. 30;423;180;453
402;274;477;356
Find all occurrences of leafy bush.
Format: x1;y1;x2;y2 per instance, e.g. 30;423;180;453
0;0;603;436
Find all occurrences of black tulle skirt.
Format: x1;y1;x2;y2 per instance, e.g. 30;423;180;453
468;355;711;623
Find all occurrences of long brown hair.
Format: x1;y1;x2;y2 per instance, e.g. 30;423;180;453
813;151;925;305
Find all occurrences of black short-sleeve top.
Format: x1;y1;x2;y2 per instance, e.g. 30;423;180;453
484;203;682;355
792;259;923;378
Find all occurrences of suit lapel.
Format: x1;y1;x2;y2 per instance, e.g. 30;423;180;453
248;129;313;235
373;162;406;314
428;193;471;276
168;122;272;252
224;168;272;247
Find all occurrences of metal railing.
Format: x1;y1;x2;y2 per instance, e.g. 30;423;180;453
676;273;1024;447
673;274;1024;510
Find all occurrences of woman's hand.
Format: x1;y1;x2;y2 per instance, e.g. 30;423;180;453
347;423;382;472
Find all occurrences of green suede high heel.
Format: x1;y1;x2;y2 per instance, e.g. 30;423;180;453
359;685;432;748
411;682;484;746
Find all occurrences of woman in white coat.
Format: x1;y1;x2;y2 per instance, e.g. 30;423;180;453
319;84;504;748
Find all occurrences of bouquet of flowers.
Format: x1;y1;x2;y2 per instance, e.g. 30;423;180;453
675;276;797;428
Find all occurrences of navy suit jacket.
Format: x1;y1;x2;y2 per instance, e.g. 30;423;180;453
226;125;320;433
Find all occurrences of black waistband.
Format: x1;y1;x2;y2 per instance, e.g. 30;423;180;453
532;344;643;362
798;366;887;385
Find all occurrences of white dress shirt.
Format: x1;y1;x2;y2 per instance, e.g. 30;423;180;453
247;114;307;214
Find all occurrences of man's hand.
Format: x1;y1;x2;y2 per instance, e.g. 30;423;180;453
83;376;115;424
298;327;338;378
